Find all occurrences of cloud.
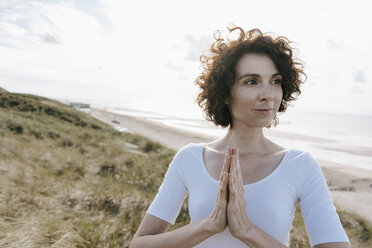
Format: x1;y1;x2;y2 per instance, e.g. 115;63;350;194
353;70;366;83
350;86;364;94
170;44;182;50
327;38;343;49
72;0;113;30
0;0;112;50
184;34;210;61
0;1;58;49
165;61;184;71
41;32;61;44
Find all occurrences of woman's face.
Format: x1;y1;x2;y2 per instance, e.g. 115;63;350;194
226;53;283;128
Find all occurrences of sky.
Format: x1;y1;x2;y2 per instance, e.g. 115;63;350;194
0;0;371;118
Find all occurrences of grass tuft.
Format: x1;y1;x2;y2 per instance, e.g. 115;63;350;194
140;140;162;153
6;121;23;134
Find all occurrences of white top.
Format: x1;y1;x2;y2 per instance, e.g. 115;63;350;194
146;143;350;247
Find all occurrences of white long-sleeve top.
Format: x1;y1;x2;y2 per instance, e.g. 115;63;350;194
146;143;350;247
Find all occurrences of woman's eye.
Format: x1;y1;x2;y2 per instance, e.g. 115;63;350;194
273;79;282;85
244;79;256;85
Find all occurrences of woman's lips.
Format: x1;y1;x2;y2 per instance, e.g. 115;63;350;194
254;108;273;114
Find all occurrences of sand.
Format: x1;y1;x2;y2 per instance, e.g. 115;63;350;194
90;108;372;223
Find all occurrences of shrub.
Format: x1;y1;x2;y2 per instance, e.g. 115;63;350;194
7;121;23;134
141;141;161;153
47;131;60;139
98;163;119;176
60;139;73;147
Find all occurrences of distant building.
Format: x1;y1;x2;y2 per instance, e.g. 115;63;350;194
69;102;91;113
69;102;90;108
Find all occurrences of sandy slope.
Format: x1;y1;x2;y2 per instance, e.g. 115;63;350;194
90;108;372;223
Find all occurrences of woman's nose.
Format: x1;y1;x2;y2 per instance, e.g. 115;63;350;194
258;84;274;102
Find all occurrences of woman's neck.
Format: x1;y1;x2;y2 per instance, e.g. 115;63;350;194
217;125;272;155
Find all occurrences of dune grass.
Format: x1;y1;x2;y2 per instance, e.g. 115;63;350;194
0;91;371;247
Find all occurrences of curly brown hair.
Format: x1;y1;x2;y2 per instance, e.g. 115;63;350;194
194;25;306;128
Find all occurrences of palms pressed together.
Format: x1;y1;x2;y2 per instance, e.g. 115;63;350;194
208;147;252;240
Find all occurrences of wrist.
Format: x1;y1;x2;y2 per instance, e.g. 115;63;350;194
202;216;225;235
231;218;256;241
236;225;255;243
230;217;253;240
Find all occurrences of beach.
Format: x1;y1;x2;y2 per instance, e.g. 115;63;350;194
90;107;372;223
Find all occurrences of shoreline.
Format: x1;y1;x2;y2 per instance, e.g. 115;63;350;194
90;107;372;223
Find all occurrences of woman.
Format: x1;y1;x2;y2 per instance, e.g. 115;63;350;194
129;25;351;248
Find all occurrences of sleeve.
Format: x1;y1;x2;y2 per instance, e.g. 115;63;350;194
299;153;350;247
146;148;188;225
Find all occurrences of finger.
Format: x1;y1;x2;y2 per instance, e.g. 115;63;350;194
230;154;236;176
232;147;236;155
230;154;239;191
219;153;231;182
231;153;244;191
223;171;229;190
218;172;228;202
218;155;227;182
230;170;243;201
228;172;237;201
225;147;232;173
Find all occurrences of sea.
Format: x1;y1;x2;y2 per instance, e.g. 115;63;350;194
92;102;372;172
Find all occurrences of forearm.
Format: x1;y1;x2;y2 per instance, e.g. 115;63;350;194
130;217;218;248
238;223;287;248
